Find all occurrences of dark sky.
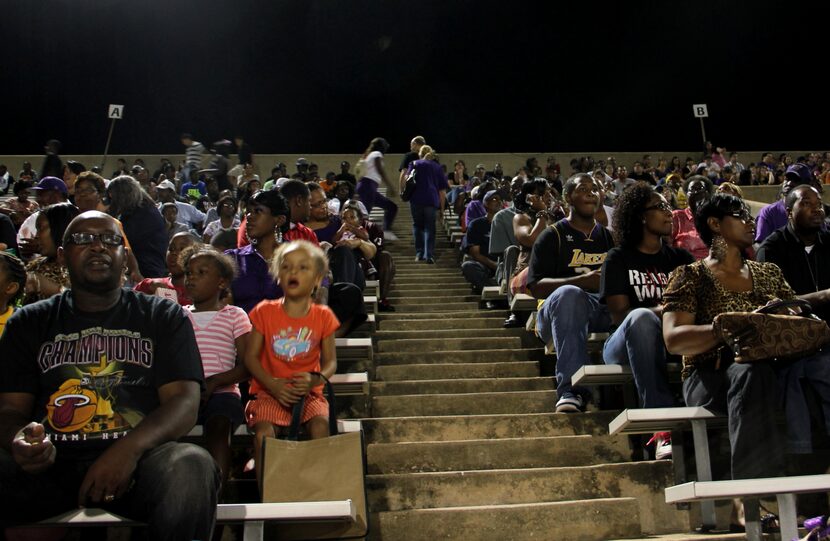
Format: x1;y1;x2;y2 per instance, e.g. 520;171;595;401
3;1;827;156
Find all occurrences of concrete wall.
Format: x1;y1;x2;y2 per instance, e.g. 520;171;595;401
1;149;822;183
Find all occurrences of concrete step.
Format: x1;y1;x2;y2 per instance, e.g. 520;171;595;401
371;498;642;541
393;272;463;280
375;347;542;365
386;287;472;298
391;302;481;313
378;317;507;331
610;535;756;541
374;361;539;381
362;411;619;443
371;376;554;396
367;434;631;474
373;327;526;342
376;336;521;353
378;310;510;320
387;282;470;291
392;295;480;305
372;389;555;416
367;461;689;535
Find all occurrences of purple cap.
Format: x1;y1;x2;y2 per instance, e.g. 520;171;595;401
785;163;812;183
483;189;500;202
30;176;68;194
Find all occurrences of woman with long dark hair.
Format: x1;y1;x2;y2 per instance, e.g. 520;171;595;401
24;202;79;303
107;175;168;279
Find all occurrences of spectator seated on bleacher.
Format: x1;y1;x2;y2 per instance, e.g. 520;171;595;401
461;190;502;295
662;194;830;478
327;181;368;218
529;174;615;413
134;231;198;306
156;179;206;231
755;163;817;245
161;202;194;240
306;182;369;291
202;195;240;244
22;203;78;305
446;160;469;211
243;241;337;487
0;211;219;539
0;180;39;231
599;183;694;458
462;182;495;233
670;175;713;260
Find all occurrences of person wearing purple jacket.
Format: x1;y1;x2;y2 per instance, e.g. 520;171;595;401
404;145;448;263
755;163;812;244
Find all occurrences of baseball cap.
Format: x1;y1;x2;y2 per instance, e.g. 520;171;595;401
157;180;176;191
476;163;486;170
296;158;309;167
483;189;500;203
30;176;68;194
785;163;812;183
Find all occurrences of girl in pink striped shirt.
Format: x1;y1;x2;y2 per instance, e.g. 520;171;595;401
180;245;252;489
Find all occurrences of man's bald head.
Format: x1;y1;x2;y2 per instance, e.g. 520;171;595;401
62;211;119;245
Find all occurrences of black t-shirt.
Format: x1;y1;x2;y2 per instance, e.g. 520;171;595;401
0;213;17;253
599;244;694;308
757;224;830;322
399;151;419;172
0;289;204;460
527;219;615;287
464;216;496;261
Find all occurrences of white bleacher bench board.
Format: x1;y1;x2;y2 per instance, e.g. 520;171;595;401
37;501;357;541
609;406;726;530
365;279;380;298
510;293;537;312
335;337;373;362
572;363;682;387
364;295;378;316
481;286;505;301
666;475;830;541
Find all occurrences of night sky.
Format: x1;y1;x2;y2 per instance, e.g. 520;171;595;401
3;1;827;156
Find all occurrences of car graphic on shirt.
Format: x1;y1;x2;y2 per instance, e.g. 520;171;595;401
272;327;313;361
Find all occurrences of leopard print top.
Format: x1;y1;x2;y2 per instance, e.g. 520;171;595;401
662;259;796;378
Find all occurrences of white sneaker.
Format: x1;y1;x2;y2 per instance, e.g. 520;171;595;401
648;431;673;459
555;394;586;413
383;231;399;241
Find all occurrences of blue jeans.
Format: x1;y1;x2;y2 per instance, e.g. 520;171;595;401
447;186;465;205
536;285;610;400
603;308;675;408
411;203;437;259
356;178;398;230
684;362;783;479
461;260;496;289
776;350;830;454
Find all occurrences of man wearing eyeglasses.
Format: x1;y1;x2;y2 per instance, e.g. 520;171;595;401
0;211;218;539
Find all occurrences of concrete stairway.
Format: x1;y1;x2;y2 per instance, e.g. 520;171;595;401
362;200;692;540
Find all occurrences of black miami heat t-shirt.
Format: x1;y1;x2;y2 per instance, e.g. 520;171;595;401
0;289;203;461
599;244;694;309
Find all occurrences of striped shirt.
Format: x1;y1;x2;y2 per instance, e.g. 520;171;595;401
184;304;252;396
185;141;205;168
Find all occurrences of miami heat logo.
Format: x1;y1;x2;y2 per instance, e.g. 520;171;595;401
46;380;98;432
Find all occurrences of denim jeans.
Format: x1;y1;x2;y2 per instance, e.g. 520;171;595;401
411;203;437;259
536;285;610;400
461;260;496;289
0;441;220;539
356;178;398;230
775;349;830;454
683;362;784;479
447;186;465;205
329;244;366;290
603;308;675;408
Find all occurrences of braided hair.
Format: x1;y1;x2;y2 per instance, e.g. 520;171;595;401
0;252;26;306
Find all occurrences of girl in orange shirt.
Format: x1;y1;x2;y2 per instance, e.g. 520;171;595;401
244;240;338;486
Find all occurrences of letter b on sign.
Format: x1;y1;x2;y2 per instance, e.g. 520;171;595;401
692;104;708;118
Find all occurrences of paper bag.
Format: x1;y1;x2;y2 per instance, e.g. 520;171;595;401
261;431;368;540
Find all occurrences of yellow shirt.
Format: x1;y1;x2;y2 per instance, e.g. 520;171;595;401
0;306;12;337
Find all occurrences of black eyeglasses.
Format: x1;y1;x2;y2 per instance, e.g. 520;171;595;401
644;202;673;212
67;232;124;247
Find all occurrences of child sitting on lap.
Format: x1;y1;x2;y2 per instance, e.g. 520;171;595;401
244;240;339;487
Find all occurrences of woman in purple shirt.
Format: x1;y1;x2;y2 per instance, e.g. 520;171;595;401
225;190;290;313
405;145;448;264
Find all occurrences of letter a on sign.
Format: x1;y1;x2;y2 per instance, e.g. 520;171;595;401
108;104;124;120
692;104;708;118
